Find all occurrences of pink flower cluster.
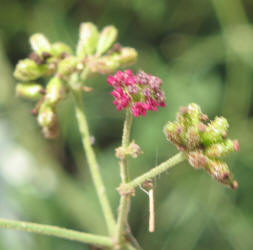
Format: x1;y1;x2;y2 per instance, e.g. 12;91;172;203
107;70;165;117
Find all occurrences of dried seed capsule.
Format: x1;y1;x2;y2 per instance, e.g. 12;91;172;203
16;83;43;100
76;22;99;57
45;77;63;105
14;59;47;81
30;33;51;55
200;117;229;145
96;25;118;56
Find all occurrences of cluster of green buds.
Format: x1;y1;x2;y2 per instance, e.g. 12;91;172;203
14;22;138;138
164;103;239;189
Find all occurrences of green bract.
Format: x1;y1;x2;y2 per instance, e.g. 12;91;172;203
164;103;239;189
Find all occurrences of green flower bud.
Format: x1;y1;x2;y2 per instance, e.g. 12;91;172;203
57;56;79;76
88;55;120;74
51;42;73;57
187;103;201;127
76;22;99;57
45;77;63;105
186;126;200;150
16;83;43;100
206;159;237;189
200;117;229;145
96;25;118;56
188;151;207;169
14;59;47;81
42;120;59;139
30;33;51;55
164;122;186;149
38;103;56;128
118;47;138;66
205;139;236;158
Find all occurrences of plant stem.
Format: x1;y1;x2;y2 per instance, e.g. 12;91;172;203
116;109;133;248
73;91;116;236
0;218;112;247
120;152;185;193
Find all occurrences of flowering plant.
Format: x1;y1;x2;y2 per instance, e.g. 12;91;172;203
0;22;239;250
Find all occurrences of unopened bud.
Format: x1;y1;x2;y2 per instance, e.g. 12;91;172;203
186;127;200;150
76;22;99;57
42;119;59;139
30;33;51;55
118;47;138;66
16;83;43;100
164;122;186;148
45;77;63;105
206;159;236;189
14;59;47;81
38;103;56;127
187;103;201;127
57;56;79;76
200;117;229;145
205;139;235;158
51;42;72;57
88;55;120;74
96;25;118;56
188;151;207;169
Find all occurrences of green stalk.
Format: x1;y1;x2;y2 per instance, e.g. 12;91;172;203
116;109;133;248
73;91;116;236
0;218;112;247
120;152;185;194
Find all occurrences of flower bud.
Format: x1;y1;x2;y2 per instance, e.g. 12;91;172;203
200;117;229;145
45;77;63;105
96;25;118;56
206;159;237;189
187;103;201;127
16;83;43;100
37;103;56;127
186;127;200;150
14;59;47;81
205;139;235;158
76;22;99;57
88;55;120;74
118;47;138;66
30;33;51;55
188;151;207;169
57;56;79;76
164;122;185;147
51;42;72;57
42;120;59;139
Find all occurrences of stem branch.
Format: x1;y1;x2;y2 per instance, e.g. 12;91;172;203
0;218;112;247
73;91;116;236
120;152;185;193
116;109;133;248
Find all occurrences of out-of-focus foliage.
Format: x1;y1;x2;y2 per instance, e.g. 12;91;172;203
1;0;253;249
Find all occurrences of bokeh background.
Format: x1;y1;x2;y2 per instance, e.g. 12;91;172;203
1;0;253;249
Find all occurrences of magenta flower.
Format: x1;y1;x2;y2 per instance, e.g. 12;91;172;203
107;70;165;117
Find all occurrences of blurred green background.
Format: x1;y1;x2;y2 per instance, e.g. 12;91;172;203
1;0;253;249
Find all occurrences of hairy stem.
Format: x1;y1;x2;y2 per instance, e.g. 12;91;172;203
120;152;185;193
73;91;116;236
116;109;133;248
0;218;112;247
